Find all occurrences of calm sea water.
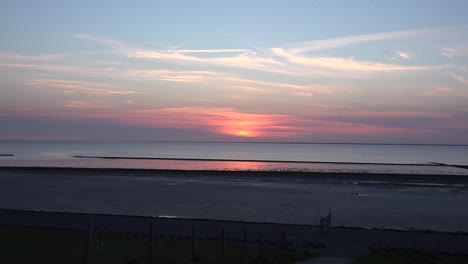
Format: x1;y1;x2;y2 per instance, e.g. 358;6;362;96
1;140;468;174
2;141;468;230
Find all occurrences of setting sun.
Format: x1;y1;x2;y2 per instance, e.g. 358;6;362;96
233;130;256;137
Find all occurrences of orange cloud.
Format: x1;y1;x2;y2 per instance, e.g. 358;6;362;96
3;107;439;139
112;107;435;137
121;107;293;137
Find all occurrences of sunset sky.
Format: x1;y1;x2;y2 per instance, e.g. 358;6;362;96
1;0;468;144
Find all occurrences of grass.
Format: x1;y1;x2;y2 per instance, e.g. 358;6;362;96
353;251;468;264
0;226;317;264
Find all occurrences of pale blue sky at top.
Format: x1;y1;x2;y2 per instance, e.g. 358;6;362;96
1;0;468;143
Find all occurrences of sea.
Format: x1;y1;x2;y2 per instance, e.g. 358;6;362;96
2;140;468;231
0;140;468;175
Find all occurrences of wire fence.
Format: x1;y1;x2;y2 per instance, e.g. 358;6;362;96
0;209;328;263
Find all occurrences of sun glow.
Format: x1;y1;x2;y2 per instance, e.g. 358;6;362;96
232;130;257;137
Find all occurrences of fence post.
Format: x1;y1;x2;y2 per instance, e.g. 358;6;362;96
221;228;225;256
83;216;94;264
191;227;197;261
281;231;288;249
243;228;247;251
148;221;154;264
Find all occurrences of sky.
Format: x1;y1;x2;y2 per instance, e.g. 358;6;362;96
1;0;468;144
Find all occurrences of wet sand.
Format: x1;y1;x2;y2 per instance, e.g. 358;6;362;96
1;167;468;232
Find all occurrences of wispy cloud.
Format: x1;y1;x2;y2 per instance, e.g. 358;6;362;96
126;70;219;83
113;107;435;137
57;100;113;109
224;77;330;94
125;69;328;94
0;63;116;74
0;52;65;61
271;48;446;72
129;50;288;75
450;73;468;85
3;106;442;138
285;27;455;54
165;49;251;53
73;29;455;77
441;46;468;58
293;91;313;97
310;110;452;119
423;87;468;97
72;33;133;54
394;50;411;60
25;79;140;95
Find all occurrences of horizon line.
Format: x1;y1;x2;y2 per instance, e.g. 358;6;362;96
0;139;467;147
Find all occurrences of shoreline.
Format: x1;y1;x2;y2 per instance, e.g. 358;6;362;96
2;166;468;233
2;166;468;183
73;155;446;166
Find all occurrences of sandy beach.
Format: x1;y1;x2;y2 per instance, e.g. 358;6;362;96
1;167;468;232
2;167;468;257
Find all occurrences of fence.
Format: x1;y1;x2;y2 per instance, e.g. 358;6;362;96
0;209;325;263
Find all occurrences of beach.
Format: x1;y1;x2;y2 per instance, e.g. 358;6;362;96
1;167;468;232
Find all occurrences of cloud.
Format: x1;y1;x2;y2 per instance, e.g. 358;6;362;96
126;69;220;83
25;79;140;95
57;100;113;109
450;73;468;85
311;110;453;119
236;86;269;93
0;135;83;140
271;48;447;72
394;50;411;60
165;49;251;53
224;77;330;93
293;91;313;97
0;52;65;61
72;33;132;53
2;106;444;139
129;50;288;75
73;29;454;77
114;107;437;137
423;87;468;97
125;69;329;94
0;63;116;74
441;46;468;58
285;27;456;54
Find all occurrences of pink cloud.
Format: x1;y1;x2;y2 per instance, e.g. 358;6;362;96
2;106;445;139
423;87;468;97
310;110;453;119
450;73;468;85
34;107;437;137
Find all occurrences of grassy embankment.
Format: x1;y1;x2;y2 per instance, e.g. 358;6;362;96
353;251;468;264
0;226;316;264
